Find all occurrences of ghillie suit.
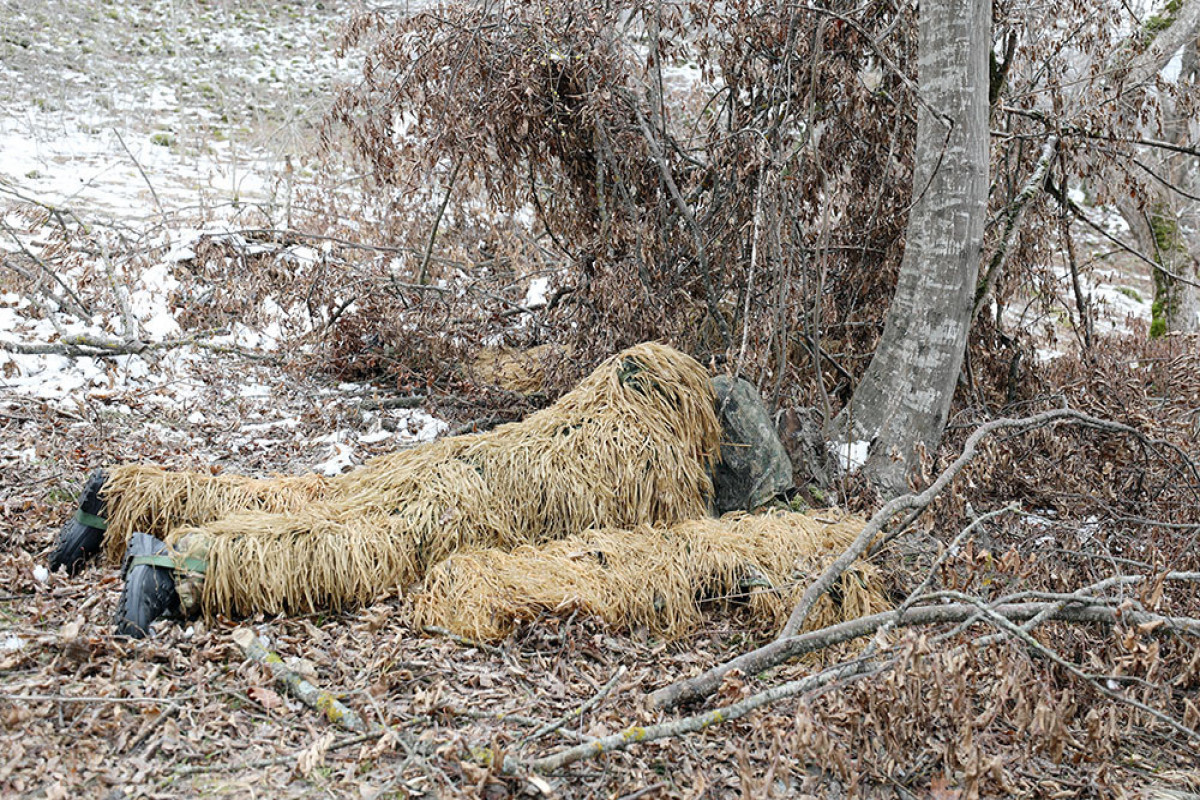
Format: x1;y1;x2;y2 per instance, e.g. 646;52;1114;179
53;341;885;639
67;343;721;625
411;510;888;642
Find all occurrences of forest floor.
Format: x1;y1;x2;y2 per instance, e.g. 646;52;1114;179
2;2;1196;799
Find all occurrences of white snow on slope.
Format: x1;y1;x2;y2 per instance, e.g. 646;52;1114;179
0;1;448;468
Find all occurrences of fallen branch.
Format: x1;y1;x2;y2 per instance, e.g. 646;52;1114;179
514;659;877;774
0;218;91;318
232;627;367;733
649;593;1200;710
361;394;428;411
780;409;1145;640
0;332;277;362
0;693;181;705
0;254;90;323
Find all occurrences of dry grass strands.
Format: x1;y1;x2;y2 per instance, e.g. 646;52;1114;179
470;343;563;394
410;511;889;641
99;343;720;617
101;466;333;564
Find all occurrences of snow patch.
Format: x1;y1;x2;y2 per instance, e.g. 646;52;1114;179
313;441;355;476
524;276;551;308
834;440;870;473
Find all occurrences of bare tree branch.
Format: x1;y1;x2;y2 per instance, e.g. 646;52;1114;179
781;409;1148;641
517;660;877;774
974;135;1059;317
650;584;1200;710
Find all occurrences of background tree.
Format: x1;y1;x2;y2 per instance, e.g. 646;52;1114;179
1112;4;1200;335
828;0;990;495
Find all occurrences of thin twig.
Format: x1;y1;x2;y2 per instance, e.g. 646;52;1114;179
113;128;164;216
172;731;384;776
417;158;461;285
455;708;591;743
627;94;732;350
422;625;506;656
519;666;625;747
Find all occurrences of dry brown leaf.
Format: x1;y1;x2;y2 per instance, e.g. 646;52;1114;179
247;686;285;710
295;732;335;778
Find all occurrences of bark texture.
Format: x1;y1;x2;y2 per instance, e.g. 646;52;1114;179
829;0;990;496
1149;34;1200;335
1114;5;1200;335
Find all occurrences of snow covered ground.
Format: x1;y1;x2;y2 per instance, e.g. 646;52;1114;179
0;0;447;476
1001;203;1154;362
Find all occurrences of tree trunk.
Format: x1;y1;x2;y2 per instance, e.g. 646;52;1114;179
1119;196;1200;336
1148;37;1200;336
827;0;990;496
1114;6;1200;336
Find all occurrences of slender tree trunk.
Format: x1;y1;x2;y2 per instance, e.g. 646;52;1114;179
827;0;990;496
1149;39;1200;336
1119;195;1200;336
1114;6;1200;335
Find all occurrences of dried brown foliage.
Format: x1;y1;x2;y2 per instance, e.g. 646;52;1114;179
326;0;920;398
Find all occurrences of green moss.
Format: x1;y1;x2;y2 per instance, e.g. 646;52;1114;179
1150;210;1184;254
1150;295;1168;338
469;746;495;765
1148;206;1186;337
1116;286;1143;303
45;486;74;503
151;132;173;147
1145;0;1183;33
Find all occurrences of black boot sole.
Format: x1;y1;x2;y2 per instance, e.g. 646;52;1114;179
115;532;181;639
48;469;109;575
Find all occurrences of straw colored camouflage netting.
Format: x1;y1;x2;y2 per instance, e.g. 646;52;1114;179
410;510;887;641
99;343;722;617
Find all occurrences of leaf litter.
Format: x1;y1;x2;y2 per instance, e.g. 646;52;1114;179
2;1;1200;798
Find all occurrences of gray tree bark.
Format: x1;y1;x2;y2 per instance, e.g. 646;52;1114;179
1113;3;1200;335
827;0;990;496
